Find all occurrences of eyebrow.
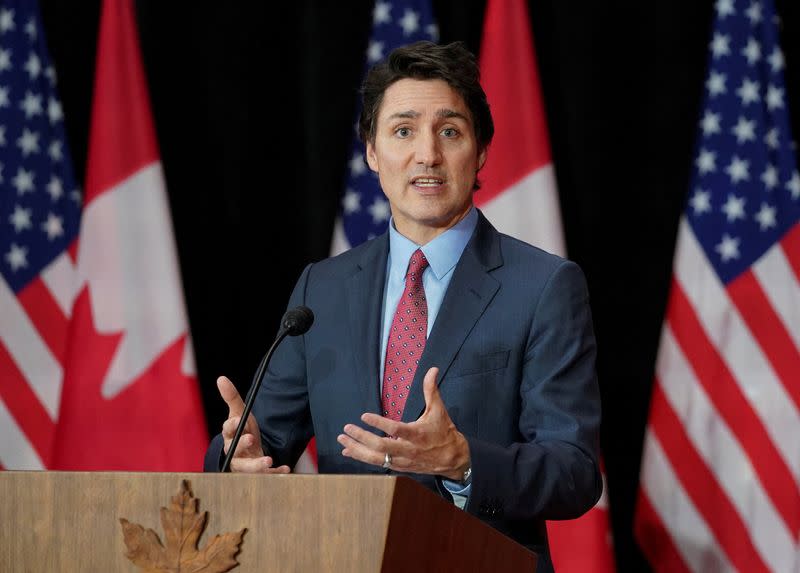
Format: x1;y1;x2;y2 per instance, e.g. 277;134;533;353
386;109;470;122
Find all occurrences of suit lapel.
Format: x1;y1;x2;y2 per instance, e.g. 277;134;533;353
346;234;389;415
401;213;503;423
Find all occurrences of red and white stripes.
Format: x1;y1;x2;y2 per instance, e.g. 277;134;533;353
0;250;77;469
637;218;800;572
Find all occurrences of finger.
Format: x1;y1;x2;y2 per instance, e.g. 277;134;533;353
217;376;245;418
222;431;257;457
230;456;291;474
221;416;241;439
342;423;391;452
359;413;408;439
337;433;386;467
339;424;413;460
221;418;260;455
222;417;252;444
338;433;414;471
421;367;441;412
232;432;261;456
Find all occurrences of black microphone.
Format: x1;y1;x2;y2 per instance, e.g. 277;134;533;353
221;305;314;473
281;305;314;336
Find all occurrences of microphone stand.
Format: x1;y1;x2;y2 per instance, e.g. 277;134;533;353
221;328;289;473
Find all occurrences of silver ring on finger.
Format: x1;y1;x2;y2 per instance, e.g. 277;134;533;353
382;452;392;469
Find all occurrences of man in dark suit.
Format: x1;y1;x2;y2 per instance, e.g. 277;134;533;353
205;41;601;569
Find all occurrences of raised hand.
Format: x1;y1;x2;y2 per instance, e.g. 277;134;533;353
337;367;470;480
217;376;290;474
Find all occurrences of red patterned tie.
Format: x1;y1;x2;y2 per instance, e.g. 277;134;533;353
382;248;429;421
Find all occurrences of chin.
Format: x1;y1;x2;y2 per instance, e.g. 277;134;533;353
415;209;463;229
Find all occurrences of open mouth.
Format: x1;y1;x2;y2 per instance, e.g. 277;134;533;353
411;176;444;188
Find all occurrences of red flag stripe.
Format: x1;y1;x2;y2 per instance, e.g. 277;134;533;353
752;241;800;351
635;489;693;573
0;342;56;465
780;222;800;282
727;269;800;409
0;400;43;470
639;431;735;571
16;279;69;370
0;278;63;418
673;221;800;482
668;279;800;535
656;326;797;569
649;382;771;572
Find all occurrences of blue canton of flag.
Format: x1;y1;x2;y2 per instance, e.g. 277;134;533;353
337;0;438;249
0;0;80;294
687;0;800;284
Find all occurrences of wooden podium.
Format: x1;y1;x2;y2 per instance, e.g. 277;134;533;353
0;472;537;572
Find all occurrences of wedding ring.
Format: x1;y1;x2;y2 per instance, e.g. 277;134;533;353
382;452;392;469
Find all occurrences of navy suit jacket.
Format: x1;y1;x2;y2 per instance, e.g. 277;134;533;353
205;211;602;565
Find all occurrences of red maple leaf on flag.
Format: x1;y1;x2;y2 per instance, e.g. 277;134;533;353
52;288;207;471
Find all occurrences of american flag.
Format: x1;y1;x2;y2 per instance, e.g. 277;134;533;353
0;0;82;469
329;0;438;255
636;0;800;571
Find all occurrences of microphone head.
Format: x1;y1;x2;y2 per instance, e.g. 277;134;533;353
281;306;314;336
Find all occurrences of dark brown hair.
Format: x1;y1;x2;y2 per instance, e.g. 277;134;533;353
358;41;494;151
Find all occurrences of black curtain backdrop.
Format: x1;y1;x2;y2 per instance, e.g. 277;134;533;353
38;1;800;570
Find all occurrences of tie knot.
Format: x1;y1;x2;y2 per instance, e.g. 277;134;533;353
406;248;429;279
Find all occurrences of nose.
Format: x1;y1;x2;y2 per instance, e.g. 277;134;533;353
414;131;442;167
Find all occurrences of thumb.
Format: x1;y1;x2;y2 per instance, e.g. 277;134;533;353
421;367;440;412
217;376;245;418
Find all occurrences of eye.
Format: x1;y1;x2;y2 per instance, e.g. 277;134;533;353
395;127;411;138
441;127;459;138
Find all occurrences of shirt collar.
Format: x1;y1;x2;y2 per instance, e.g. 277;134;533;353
388;207;478;280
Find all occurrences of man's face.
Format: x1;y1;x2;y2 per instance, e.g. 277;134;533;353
366;78;487;244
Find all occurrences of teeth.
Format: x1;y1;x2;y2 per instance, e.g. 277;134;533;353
414;178;442;186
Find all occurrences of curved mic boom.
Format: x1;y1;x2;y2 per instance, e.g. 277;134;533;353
221;305;315;472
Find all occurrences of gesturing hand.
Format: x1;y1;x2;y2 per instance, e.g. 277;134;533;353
337;367;470;480
217;376;290;474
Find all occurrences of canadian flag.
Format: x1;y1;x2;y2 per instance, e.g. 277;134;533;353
51;0;207;470
476;0;564;255
478;0;616;571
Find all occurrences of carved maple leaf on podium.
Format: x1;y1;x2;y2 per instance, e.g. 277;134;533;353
120;480;245;573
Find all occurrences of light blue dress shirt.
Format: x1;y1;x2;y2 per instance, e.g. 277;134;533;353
379;207;478;505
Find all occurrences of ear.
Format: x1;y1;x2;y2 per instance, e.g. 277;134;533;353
366;141;379;173
477;146;488;171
